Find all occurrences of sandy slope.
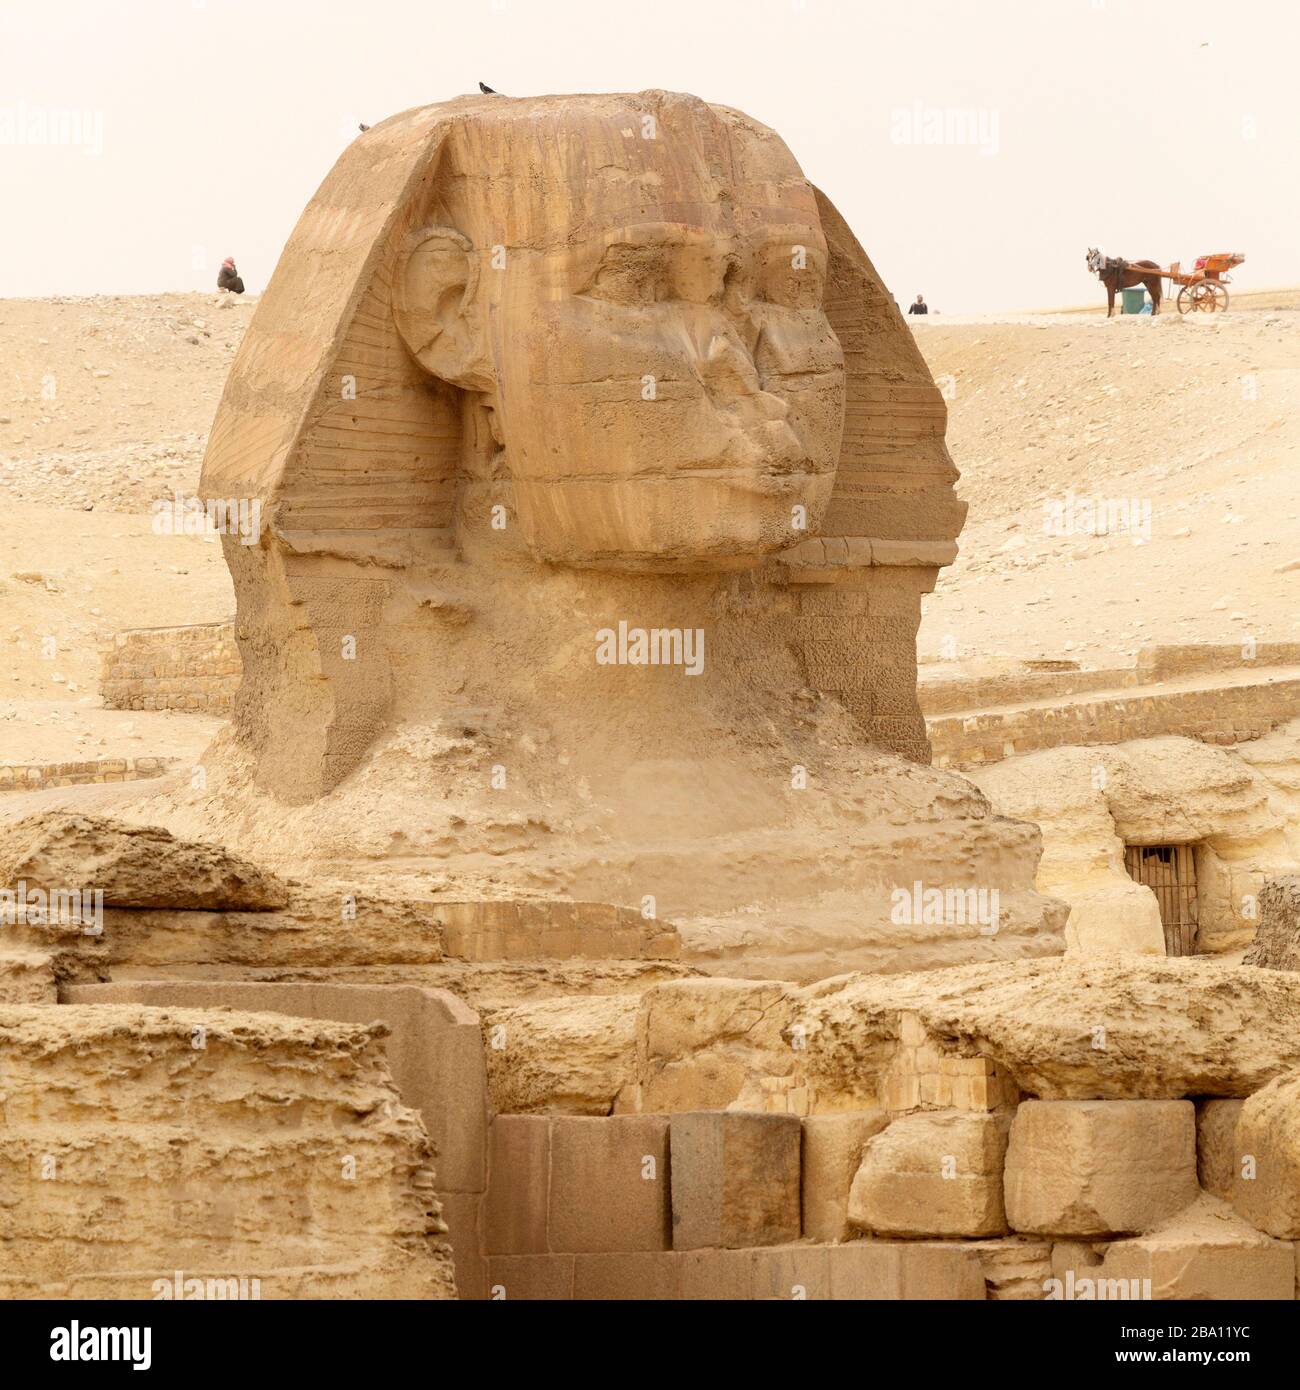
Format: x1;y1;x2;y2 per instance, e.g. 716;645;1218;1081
911;304;1300;677
0;290;1295;762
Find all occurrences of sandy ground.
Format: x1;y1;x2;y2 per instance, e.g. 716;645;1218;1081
0;287;1296;764
912;297;1300;679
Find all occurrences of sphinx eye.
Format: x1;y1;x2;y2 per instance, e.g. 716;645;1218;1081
757;248;826;310
586;244;668;307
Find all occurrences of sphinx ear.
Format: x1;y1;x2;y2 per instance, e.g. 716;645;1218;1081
393;226;493;391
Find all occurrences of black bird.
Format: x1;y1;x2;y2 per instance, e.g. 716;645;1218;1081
479;81;500;95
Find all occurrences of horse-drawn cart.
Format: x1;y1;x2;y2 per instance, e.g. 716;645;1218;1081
1086;249;1245;315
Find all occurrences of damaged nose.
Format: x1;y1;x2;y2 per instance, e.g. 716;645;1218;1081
696;329;790;424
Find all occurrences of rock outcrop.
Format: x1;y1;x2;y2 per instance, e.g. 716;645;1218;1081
1243;875;1300;970
0;1004;456;1299
0;812;287;909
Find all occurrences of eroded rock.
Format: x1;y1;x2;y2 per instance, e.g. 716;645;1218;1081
0;1004;455;1299
0;813;286;910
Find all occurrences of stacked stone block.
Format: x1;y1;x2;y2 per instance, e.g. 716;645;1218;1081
100;622;241;715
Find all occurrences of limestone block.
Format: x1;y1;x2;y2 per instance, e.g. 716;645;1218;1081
827;1241;987;1299
1197;1099;1245;1202
1233;1072;1300;1238
1049;1196;1293;1301
801;1111;890;1242
548;1116;670;1253
750;1245;831;1300
573;1252;684;1300
847;1110;1010;1238
484;1115;550;1255
487;1255;574;1301
438;1192;487;1300
1005;1100;1197;1237
484;992;640;1116
678;1248;754;1300
635;978;794;1114
670;1112;801;1250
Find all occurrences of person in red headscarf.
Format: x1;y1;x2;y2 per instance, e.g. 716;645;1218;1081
217;257;245;294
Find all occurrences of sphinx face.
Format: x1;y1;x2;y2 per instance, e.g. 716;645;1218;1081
445;98;846;572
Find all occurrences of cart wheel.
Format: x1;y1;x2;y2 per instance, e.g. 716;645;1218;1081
1181;281;1228;313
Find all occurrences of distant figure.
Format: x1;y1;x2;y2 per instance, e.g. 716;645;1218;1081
479;81;500;94
907;294;928;315
217;258;245;294
358;122;371;132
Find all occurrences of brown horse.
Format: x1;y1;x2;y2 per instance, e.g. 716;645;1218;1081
1086;249;1163;317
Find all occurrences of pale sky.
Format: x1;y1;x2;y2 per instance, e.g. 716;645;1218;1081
2;0;1297;312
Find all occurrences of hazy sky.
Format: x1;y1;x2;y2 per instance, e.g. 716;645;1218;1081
2;0;1296;311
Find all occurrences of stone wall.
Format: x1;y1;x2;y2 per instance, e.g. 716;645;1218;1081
930;677;1300;770
0;756;176;794
100;622;239;714
921;644;1300;720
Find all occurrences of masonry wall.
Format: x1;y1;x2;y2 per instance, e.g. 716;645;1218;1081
0;756;175;794
921;644;1300;719
101;622;240;714
930;677;1300;770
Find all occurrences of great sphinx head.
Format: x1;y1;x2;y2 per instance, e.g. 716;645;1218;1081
202;91;964;801
388;92;845;569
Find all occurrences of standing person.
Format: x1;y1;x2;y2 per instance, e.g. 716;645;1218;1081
907;293;928;315
217;257;245;294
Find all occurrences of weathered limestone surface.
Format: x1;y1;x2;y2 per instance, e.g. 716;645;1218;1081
788;958;1300;1107
0;812;286;909
484;993;642;1115
973;740;1295;956
1197;1099;1245;1203
61;979;490;1300
848;1111;1010;1238
1004;1100;1197;1237
0;949;56;1004
1243;876;1300;970
610;959;1300;1120
1050;1196;1294;1301
965;1237;1053;1300
1232;1071;1300;1238
63;980;488;1189
0;1005;455;1299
